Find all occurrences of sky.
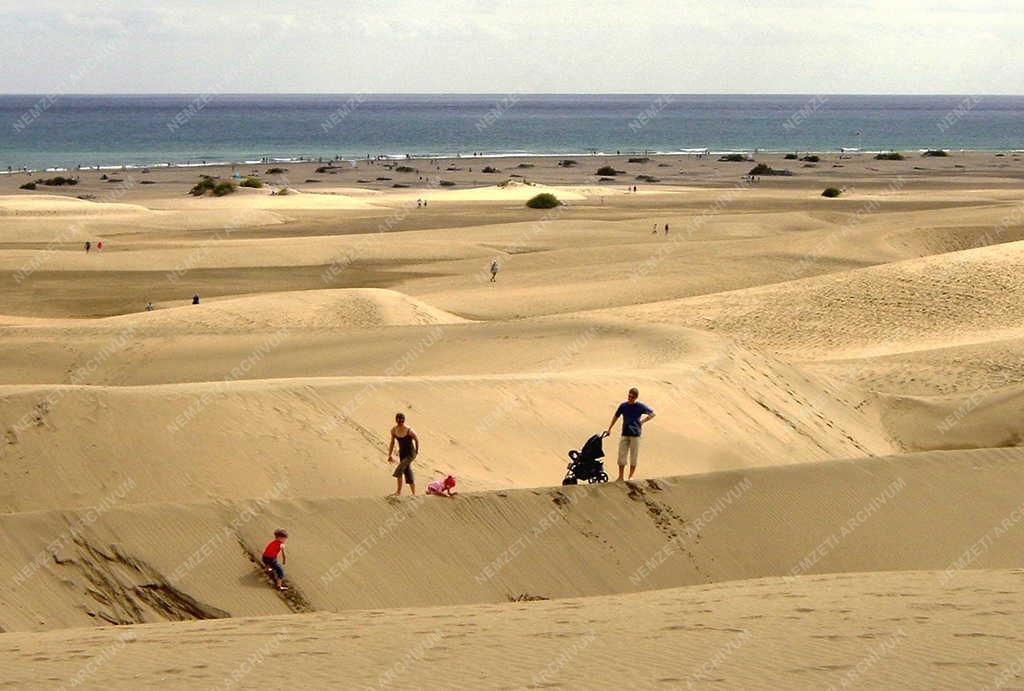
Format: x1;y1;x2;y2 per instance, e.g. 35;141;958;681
1;0;1022;94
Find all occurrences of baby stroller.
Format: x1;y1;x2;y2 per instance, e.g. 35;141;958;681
562;431;610;485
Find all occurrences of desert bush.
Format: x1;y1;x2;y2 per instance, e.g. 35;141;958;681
559;160;578;167
19;182;36;190
239;176;263;188
526;193;561;209
395;165;415;173
628;157;650;163
277;187;291;195
439;180;456;187
482;166;500;173
874;152;905;161
801;155;820;162
636;175;659;182
40;176;77;186
822;187;842;198
212;180;236;196
596;165;623;176
516;163;534;169
922;150;949;157
719;154;747;162
749;163;793;176
265;167;287;174
305;179;321;183
315;166;334;173
189;177;216;196
784;153;798;160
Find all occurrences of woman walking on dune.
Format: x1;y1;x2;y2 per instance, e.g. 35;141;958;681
388;412;419;496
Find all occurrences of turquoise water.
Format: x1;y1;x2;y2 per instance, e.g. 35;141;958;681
1;94;1021;171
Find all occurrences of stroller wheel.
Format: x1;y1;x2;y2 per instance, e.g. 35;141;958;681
562;476;578;485
594;471;609;483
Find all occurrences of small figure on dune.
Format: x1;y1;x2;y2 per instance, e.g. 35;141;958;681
145;301;154;311
427;474;458;497
606;387;656;481
664;223;670;235
489;258;500;282
192;294;200;305
388;412;419;496
262;529;289;591
84;240;91;253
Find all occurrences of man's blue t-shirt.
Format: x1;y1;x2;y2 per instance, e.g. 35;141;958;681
616;401;653;437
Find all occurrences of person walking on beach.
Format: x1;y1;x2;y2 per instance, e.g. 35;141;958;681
606;387;656;481
388;412;419;495
664;223;670;235
489;258;500;282
192;294;200;305
84;241;91;253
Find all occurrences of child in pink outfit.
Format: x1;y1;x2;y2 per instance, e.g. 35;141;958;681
427;475;457;497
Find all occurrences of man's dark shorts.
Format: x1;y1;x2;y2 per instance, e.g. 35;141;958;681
393;453;416;484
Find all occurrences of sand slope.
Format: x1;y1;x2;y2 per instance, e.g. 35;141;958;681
3;448;1023;633
3;568;1022;690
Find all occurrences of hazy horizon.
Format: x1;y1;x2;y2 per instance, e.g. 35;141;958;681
2;0;1022;95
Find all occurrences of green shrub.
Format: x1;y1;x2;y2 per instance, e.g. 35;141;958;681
596;165;621;176
749;163;793;176
874;152;905;161
516;163;535;169
559;160;577;167
801;155;820;163
277;187;291;195
482;166;500;173
265;167;287;174
239;176;263;188
19;182;36;190
719;153;747;162
315;166;334;173
922;149;949;157
628;157;650;163
212;180;236;196
526;193;561;209
395;165;415;173
439;180;456;187
636;175;659;182
40;176;77;186
189;177;216;196
784;153;798;160
822;187;842;198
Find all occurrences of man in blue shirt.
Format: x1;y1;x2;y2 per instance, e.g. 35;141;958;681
606;387;656;481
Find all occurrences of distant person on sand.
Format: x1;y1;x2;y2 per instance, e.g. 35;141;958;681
145;301;154;311
664;224;670;235
84;241;91;253
192;294;200;305
427;474;458;497
97;240;103;251
605;387;656;481
388;412;419;495
489;258;499;282
262;529;288;591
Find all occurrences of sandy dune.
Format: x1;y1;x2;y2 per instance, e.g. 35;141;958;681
2;447;1023;635
4;153;1024;688
3;568;1022;690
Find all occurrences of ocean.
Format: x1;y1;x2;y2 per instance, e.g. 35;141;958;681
1;94;1022;171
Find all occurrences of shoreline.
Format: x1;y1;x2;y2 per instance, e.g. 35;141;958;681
1;147;1016;176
